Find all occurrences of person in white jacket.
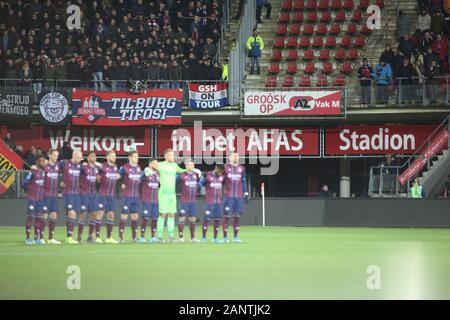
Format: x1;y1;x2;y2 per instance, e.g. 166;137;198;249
416;8;431;34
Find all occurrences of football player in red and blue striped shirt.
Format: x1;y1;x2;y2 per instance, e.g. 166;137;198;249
140;158;160;243
42;149;61;244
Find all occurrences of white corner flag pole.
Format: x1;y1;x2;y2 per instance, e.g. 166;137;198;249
261;182;266;227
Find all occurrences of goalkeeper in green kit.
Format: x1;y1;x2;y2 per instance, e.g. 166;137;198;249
156;148;201;242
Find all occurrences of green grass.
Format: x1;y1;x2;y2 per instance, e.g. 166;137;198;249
0;226;449;299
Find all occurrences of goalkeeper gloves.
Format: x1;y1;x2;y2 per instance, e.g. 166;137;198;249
193;168;202;177
144;167;152;177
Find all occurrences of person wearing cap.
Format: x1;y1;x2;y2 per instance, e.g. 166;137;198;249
246;28;264;75
357;58;374;105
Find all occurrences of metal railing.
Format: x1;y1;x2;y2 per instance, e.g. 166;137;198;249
368;115;450;197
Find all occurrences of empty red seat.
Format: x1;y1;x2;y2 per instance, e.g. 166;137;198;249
282;0;293;10
279;12;290;23
334;48;346;60
304;62;316;74
298;36;311;48
312;36;324;47
316;23;328;35
347;48;359;60
319;49;330;60
287;49;299;60
287;62;298;74
322;62;333;74
265;76;278;87
352;10;363;22
316;75;329;86
334;11;346;22
306;0;317;10
329;23;341;35
293;0;305;10
276;24;288;36
354;35;365;47
299;75;312;87
318;0;329;10
340;35;352;48
303;24;314;35
290;24;301;35
346;23;357;34
325;36;337;47
333;75;346;86
360;24;372;35
268;63;281;74
343;0;354;10
331;0;342;10
286;37;298;48
321;11;332;22
375;0;384;8
273;37;285;48
303;49;315;60
283;75;295;87
292;11;304;23
306;12;318;23
271;49;283;61
358;0;369;9
341;62;353;74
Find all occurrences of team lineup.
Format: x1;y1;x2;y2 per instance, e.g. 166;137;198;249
22;149;250;245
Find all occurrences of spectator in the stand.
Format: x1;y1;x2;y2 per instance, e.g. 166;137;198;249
416;8;431;35
129;57;144;81
25;146;37;169
256;0;272;24
168;60;182;88
317;185;334;198
54;59;68;87
432;33;447;68
5;59;17;86
419;31;435;53
60;142;71;160
147;59;160;87
397;10;411;40
115;60;129;90
397;58;415;104
424;46;440;69
3;133;16;151
446;34;450;72
15;145;25;160
398;35;414;60
31;60;43;95
372;58;393;104
90;51;105;91
203;37;217;60
79;60;92;88
234;0;245;20
357;58;374;105
246;28;264;75
67;56;82;85
19;61;32;86
430;0;444;14
380;45;396;70
410;178;425;198
425;59;441;104
413;57;425;102
430;10;445;35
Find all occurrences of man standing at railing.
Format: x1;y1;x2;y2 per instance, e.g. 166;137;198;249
357;58;374;105
372;58;393;105
410;178;425;198
246;28;264;75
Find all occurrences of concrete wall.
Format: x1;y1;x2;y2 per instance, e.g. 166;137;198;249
1;198;449;228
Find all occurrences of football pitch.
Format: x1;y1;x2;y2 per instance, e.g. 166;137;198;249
0;226;449;300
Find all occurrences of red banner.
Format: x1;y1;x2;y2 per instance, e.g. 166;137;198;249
325;124;440;155
2;125;150;156
398;130;450;185
0;140;24;194
157;126;320;156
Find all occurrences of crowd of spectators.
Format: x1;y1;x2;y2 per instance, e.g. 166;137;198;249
358;1;450;105
0;0;226;93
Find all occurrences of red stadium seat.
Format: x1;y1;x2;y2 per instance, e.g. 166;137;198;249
306;0;317;10
299;75;312;87
271;49;283;61
358;0;369;9
340;35;352;48
304;62;316;74
265;76;278;87
306;12;318;23
319;49;331;60
325;36;337;47
287;62;298;74
276;24;288;36
293;0;305;10
312;36;324;48
303;49;315;60
279;12;290;23
316;75;329;86
283;75;295;87
298;36;311;48
316;23;328;35
318;0;329;10
347;48;359;60
273;37;285;48
333;74;346;86
343;0;354;10
346;23;357;34
286;36;298;48
322;62;333;74
290;23;301;35
329;23;341;35
282;0;293;10
331;0;342;10
341;62;353;74
351;10;363;22
334;48;346;60
354;35;366;47
360;24;373;35
268;63;281;74
320;11;332;22
375;0;384;8
292;12;304;23
334;11;346;22
287;49;299;60
303;24;314;35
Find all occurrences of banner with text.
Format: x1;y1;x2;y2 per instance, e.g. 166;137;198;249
325;124;440;156
72;88;183;126
244;90;342;116
0;91;33;122
188;83;228;109
157;126;320;157
0;140;24;194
